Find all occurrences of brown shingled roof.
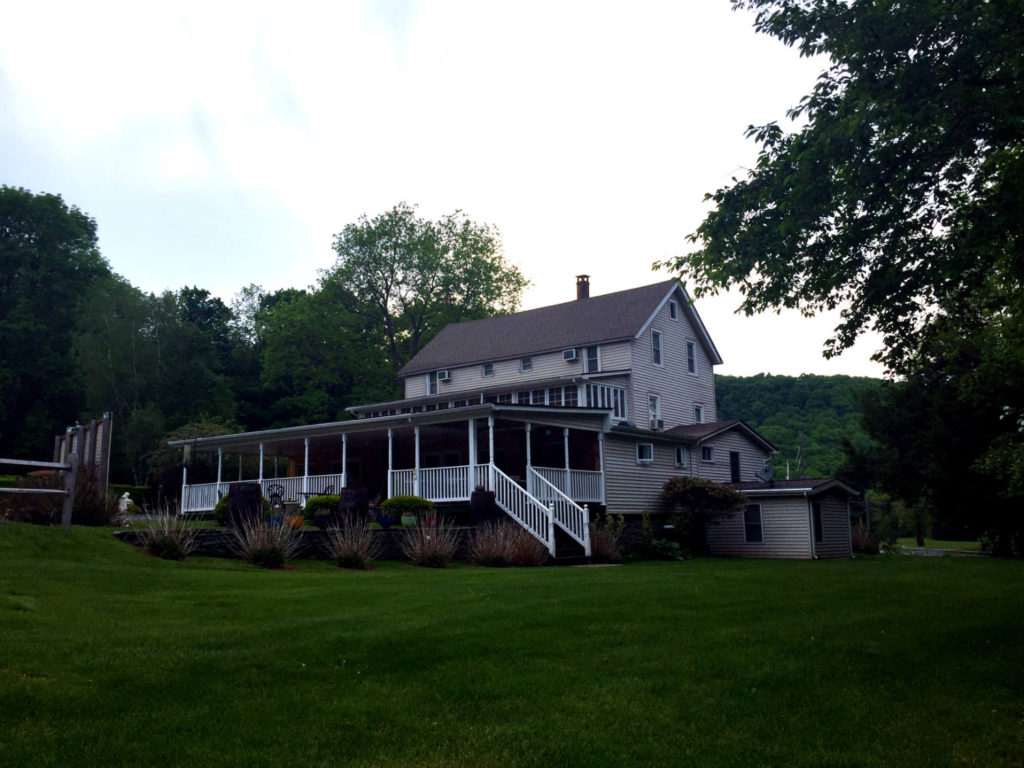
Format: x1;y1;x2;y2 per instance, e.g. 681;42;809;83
401;280;686;376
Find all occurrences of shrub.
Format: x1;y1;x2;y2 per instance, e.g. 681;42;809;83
589;513;625;563
324;520;381;569
468;520;548;567
380;494;435;519
400;520;460;568
304;494;340;521
231;518;300;568
505;524;549;566
852;521;880;555
0;474;60;525
213;494;270;527
137;506;199;561
72;474;125;526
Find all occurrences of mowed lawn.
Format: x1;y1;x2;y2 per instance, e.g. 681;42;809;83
1;524;1022;768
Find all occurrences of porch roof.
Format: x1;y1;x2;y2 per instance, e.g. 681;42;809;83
168;403;612;455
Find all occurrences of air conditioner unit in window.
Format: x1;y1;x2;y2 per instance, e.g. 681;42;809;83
437;370;451;382
563;349;578;361
649;419;665;431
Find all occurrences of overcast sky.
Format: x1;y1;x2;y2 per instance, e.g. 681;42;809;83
0;0;886;378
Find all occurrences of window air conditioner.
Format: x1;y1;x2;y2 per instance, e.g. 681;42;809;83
650;419;665;431
563;349;578;362
437;370;451;382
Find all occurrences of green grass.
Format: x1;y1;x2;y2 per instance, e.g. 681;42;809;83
897;537;981;551
1;524;1022;768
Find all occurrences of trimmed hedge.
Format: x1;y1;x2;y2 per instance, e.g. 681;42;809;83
379;495;434;518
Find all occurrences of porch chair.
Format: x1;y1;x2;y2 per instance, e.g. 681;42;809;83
266;483;285;514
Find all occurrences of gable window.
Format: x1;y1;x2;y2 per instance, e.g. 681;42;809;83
636;442;654;463
585;345;600;373
520;357;533;372
744;504;763;543
482;362;494;378
427;371;439;395
694;404;704;423
701;446;715;462
687;341;697;375
674;445;688;467
812;502;824;542
729;451;741;483
652;330;663;366
669;300;678;320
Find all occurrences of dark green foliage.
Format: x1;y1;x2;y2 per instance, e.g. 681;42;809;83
717;373;882;477
663;477;748;554
589;512;625;563
380;494;434;518
303;495;340;519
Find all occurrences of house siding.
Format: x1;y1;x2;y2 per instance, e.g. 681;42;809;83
813;490;853;558
627;289;717;429
603;434;688;516
696;431;771;484
706;496;813;559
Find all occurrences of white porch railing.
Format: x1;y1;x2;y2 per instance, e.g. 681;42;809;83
489;466;554;556
181;474;343;513
531;466;604;503
528;468;591;556
391;465;474;502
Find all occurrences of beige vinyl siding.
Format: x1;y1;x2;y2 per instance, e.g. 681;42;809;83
597;342;631;371
627;290;717;428
696;431;771;483
603;434;685;516
706;497;813;559
813;491;853;558
405;376;427;398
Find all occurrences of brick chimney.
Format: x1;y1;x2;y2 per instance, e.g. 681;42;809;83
576;274;590;300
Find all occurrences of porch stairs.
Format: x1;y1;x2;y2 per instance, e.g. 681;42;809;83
488;466;591;559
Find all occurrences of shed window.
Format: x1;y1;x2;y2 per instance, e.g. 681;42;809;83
701;446;714;462
636;443;654;463
744;504;763;543
674;446;688;467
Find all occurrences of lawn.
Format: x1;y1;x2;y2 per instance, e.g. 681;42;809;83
1;524;1022;768
897;537;981;551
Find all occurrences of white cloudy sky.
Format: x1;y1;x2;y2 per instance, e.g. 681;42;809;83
0;0;886;378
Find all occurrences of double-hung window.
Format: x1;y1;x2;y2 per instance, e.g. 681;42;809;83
686;341;697;375
674;446;688;467
669;300;678;320
694;404;704;423
652;330;663;366
585;345;600;373
744;504;763;543
701;446;715;462
520;357;533;372
427;371;439;395
482;362;494;378
636;443;654;463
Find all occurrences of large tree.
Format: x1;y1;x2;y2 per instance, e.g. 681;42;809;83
659;1;1024;547
0;186;112;457
329;203;529;375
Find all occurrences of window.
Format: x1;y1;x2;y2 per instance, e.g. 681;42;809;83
674;446;688;466
812;502;824;542
427;371;439;395
701;446;715;462
694;404;704;423
496;392;513;404
687;341;697;375
636;443;654;463
744;504;763;543
649;394;660;424
564;386;579;408
532;389;545;405
587;383;627;418
730;451;741;483
585;345;599;373
516;390;531;404
669;300;678;320
652;330;663;366
482;362;494;378
548;387;563;407
520;357;533;372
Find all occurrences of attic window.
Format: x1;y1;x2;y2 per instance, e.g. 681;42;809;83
669;301;678;320
520;357;533;372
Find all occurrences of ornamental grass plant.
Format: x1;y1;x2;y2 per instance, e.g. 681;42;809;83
400;519;460;568
230;517;300;568
136;505;199;561
324;519;381;569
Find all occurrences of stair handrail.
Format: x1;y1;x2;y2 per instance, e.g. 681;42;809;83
490;466;555;555
528;467;592;556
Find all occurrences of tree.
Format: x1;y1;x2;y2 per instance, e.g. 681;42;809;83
0;186;111;457
329;203;529;375
658;0;1024;549
662;477;749;554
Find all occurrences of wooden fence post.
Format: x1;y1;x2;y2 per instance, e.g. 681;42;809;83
62;451;79;530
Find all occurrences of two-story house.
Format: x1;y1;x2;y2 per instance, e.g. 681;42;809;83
173;276;853;559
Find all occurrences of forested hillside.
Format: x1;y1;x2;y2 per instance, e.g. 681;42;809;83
716;374;882;478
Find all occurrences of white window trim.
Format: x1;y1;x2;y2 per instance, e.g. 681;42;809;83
427;371;439;395
636;442;654;464
744;503;764;544
648;393;660;422
669;300;678;320
674;445;688;467
652;330;664;367
520;357;533;372
585;345;600;373
482;362;494;378
686;341;697;376
701;445;715;463
694;404;704;424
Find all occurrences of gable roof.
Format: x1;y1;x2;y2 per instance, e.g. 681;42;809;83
400;279;721;376
731;478;859;496
663;419;777;453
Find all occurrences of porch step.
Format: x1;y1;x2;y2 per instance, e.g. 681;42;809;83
552;526;587;563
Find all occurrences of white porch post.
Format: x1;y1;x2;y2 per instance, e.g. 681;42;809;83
468;418;477;494
181;464;188;512
414;426;421;497
488;415;495;489
547;502;556;556
274;456;278;479
303;437;310;498
341;433;348;489
597;431;605;503
525;423;532;494
387;428;394;498
563;428;571;498
216;447;223;496
583;503;592;557
258;442;264;484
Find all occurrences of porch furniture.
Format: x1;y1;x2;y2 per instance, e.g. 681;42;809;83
266;483;285;513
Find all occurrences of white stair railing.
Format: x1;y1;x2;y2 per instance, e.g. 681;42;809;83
489;466;555;556
528;467;592;556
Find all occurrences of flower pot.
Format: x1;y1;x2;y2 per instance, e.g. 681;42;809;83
285;515;305;530
377;513;397;530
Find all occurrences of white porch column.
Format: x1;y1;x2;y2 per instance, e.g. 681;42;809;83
467;418;477;494
274;456;279;479
181;464;188;512
547;502;556;556
341;433;348;489
414;426;421;497
216;447;223;496
583;504;592;557
597;431;605;503
303;437;310;498
488;415;495;489
258;442;264;483
563;428;571;498
525;422;532;494
387;428;394;498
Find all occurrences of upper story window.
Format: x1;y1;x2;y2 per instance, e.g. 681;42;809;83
701;446;715;462
427;371;439;395
694;404;704;423
520;357;533;372
729;450;741;482
669;300;678;320
636;442;654;463
482;362;494;378
674;445;688;467
687;341;697;375
648;394;660;423
585;345;599;373
652;330;663;366
586;383;626;419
